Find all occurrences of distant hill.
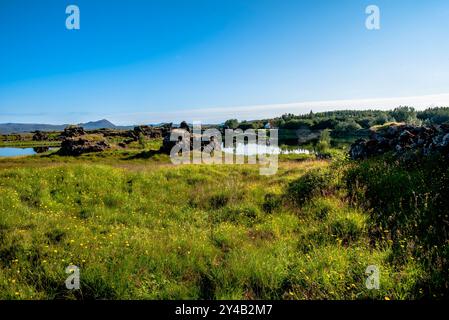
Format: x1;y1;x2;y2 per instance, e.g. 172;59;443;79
0;119;119;134
0;123;66;134
80;119;116;130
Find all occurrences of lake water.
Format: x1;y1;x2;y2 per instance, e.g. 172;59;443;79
0;144;310;158
221;143;311;156
0;147;55;157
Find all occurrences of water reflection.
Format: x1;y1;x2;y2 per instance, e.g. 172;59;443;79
0;146;55;157
33;146;50;153
221;143;311;156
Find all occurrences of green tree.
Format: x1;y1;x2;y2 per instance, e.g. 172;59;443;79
281;119;313;130
238;121;255;130
417;107;449;124
224;119;239;129
333;121;362;134
315;129;331;154
373;113;391;125
391;106;417;123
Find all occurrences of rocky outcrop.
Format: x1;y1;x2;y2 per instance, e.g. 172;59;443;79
349;124;449;160
58;135;110;156
33;146;50;153
131;125;164;139
161;128;191;154
90;128;131;138
61;125;85;138
160;121;221;155
32;131;48;141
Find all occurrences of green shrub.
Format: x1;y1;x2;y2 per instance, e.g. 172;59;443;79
138;133;146;149
300;197;338;220
262;193;282;213
315;129;331;154
214;204;261;225
345;155;449;295
209;193;230;209
287;168;337;204
328;213;365;243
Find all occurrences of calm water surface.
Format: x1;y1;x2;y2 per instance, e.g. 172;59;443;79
0;147;55;157
221;143;311;156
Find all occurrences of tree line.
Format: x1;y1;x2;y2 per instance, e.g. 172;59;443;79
224;107;449;136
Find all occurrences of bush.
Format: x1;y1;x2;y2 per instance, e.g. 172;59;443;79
209;193;230;209
280;119;313;130
138;133;146;149
345;155;449;294
417;107;449;124
214;204;261;225
328;214;365;243
224;119;239;129
262;193;282;213
287;168;337;204
333;121;362;135
391;106;417;123
314;129;331;154
300;197;337;220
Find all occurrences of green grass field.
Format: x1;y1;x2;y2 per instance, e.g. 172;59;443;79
0;141;61;147
0;142;446;300
0;135;449;300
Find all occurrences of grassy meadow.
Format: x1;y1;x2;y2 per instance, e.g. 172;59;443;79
0;139;447;300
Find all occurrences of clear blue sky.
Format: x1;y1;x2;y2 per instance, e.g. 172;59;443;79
1;0;448;124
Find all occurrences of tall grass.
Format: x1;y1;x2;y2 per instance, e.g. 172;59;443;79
345;155;449;297
0;157;428;300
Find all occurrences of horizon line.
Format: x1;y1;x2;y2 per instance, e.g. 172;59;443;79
1;93;449;126
99;92;449;125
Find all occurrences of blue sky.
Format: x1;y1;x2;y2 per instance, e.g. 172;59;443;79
1;0;449;124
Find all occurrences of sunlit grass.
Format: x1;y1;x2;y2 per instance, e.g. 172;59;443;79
0;156;427;300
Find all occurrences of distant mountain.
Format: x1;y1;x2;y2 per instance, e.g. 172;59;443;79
0;119;118;134
0;123;66;134
78;119;116;130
